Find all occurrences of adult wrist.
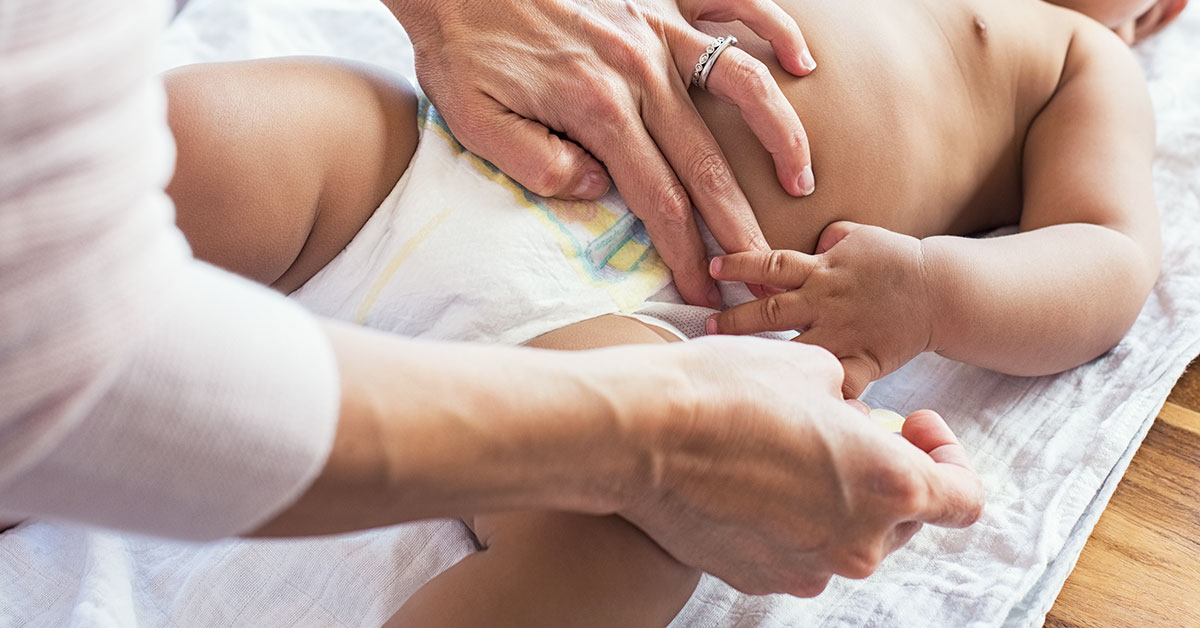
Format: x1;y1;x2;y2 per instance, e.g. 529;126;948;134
584;344;698;514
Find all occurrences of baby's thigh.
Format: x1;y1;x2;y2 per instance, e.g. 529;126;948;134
164;57;419;292
525;313;681;350
385;315;695;628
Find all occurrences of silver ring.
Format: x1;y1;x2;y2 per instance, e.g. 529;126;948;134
691;36;739;90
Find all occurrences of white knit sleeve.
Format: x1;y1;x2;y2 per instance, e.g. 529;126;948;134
0;0;340;539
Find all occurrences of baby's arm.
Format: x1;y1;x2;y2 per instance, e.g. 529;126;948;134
919;20;1159;376
707;21;1158;397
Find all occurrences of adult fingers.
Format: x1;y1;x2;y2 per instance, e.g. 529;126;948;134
449;94;612;200
570;99;717;307
902;410;986;529
710;250;818;288
700;44;814;197
639;79;771;265
681;0;816;76
668;32;813;197
707;290;815;335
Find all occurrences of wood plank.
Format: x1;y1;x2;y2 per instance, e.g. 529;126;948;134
1044;363;1200;628
1169;361;1200;410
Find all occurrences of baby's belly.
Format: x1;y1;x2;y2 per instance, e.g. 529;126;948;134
694;0;1052;252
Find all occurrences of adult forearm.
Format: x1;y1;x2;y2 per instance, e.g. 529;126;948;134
250;321;660;537
250;324;986;597
922;223;1158;376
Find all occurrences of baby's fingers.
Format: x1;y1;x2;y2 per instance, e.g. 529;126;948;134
706;291;815;335
710;249;817;289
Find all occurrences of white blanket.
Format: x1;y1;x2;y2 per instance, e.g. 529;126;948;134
2;1;1198;626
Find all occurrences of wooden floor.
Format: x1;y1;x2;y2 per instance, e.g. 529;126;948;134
1044;361;1200;628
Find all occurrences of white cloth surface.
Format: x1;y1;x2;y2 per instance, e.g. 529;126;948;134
0;0;339;541
2;0;1199;626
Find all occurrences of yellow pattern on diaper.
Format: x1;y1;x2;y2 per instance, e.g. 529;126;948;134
354;206;455;324
417;99;671;311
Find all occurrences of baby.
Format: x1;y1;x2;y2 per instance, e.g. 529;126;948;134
163;0;1167;625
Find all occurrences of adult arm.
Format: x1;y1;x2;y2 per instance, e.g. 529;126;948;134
255;325;984;597
381;0;818;307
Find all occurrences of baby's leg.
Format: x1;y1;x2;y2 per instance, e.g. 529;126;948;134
386;315;699;628
164;57;418;291
165;59;698;627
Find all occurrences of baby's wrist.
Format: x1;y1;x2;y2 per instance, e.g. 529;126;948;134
916;237;953;355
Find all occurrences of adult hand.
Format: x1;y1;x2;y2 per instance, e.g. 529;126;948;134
384;0;817;307
615;337;984;596
706;221;937;398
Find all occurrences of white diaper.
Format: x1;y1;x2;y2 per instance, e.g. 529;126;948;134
290;98;795;347
290;98;687;345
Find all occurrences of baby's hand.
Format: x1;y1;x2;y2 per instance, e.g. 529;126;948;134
707;221;936;398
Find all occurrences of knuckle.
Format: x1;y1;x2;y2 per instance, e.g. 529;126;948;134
687;150;735;197
526;146;574;197
835;546;883;580
729;57;773;100
786;127;810;152
611;36;660;84
651;184;694;229
579;87;628;128
876;464;924;515
760;294;786;328
764;250;790;278
962;494;985;526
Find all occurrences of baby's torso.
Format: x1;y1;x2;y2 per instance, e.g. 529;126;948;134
695;0;1084;252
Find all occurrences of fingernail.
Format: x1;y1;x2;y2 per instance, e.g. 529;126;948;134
709;257;723;278
800;48;817;72
797;165;815;197
706;315;719;335
572;170;610;200
707;283;722;308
